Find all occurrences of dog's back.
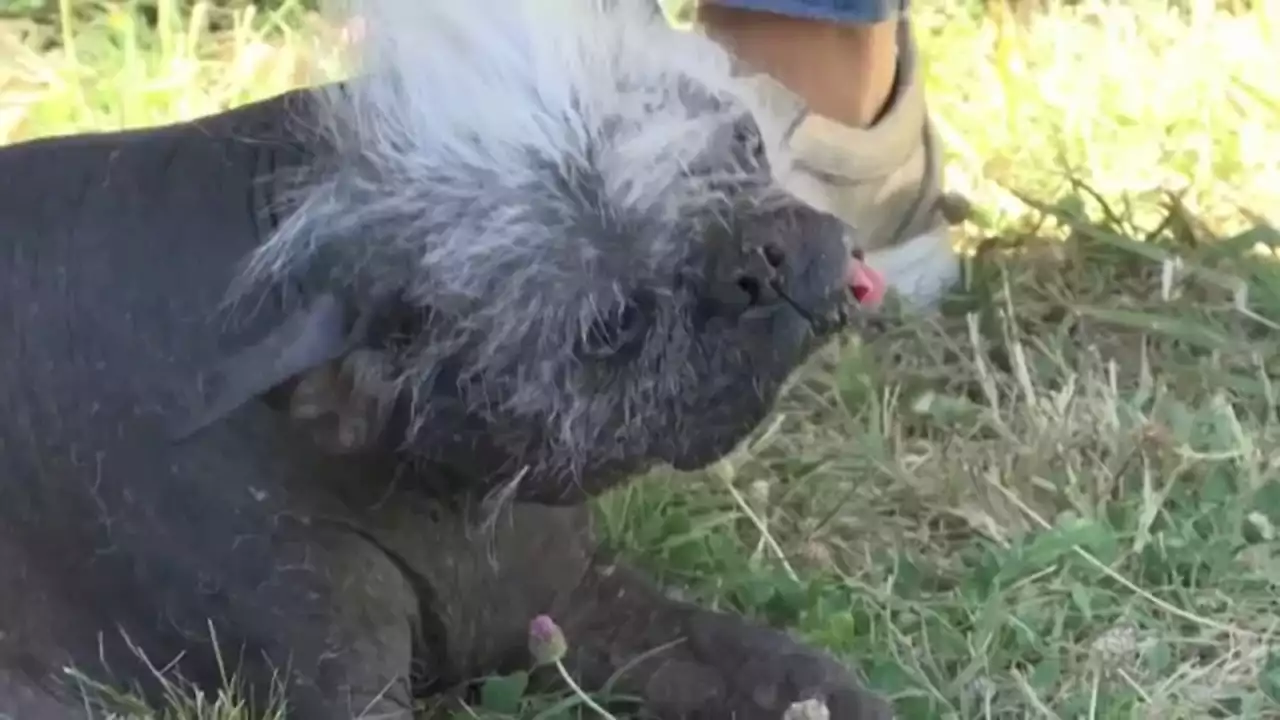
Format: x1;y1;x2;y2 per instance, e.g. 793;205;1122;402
0;90;340;716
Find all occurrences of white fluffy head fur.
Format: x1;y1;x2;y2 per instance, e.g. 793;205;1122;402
234;0;859;503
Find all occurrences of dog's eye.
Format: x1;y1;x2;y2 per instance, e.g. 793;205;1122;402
578;298;648;362
732;118;766;165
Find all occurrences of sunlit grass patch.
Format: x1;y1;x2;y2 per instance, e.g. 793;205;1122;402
0;0;336;142
917;0;1280;239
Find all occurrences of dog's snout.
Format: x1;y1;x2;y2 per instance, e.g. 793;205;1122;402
715;243;787;316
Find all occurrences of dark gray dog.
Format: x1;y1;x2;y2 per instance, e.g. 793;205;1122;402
0;0;892;717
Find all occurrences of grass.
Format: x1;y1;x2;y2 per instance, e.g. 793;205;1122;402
3;0;1280;717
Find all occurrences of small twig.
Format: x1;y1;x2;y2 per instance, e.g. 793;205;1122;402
553;660;619;720
715;460;800;583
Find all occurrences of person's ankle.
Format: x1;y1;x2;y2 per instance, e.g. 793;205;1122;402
695;4;898;128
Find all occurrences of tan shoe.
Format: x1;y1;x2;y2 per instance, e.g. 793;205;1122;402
736;19;964;310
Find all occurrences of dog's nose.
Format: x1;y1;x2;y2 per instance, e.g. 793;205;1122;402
729;242;787;311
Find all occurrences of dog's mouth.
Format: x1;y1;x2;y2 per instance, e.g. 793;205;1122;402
663;254;886;474
771;252;886;336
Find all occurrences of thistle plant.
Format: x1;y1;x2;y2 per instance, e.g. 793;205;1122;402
528;614;618;719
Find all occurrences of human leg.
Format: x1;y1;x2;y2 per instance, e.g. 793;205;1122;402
695;0;964;309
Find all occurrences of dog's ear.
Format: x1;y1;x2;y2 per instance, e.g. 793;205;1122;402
173;293;388;443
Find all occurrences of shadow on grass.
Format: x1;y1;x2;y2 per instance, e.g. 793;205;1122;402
70;180;1280;719
600;180;1280;719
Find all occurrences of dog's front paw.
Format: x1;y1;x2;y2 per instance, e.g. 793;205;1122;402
641;613;891;720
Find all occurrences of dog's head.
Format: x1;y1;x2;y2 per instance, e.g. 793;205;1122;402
199;0;885;504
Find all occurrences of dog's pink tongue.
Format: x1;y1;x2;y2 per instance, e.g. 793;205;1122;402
848;257;886;309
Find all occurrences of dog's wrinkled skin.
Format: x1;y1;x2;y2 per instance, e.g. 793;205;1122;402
0;0;892;718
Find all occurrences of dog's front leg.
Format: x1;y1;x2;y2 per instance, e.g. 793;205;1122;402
395;501;890;718
546;555;893;720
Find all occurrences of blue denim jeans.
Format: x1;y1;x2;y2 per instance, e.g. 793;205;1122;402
701;0;909;23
